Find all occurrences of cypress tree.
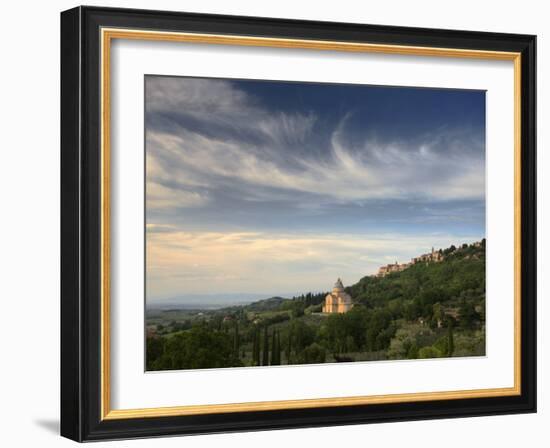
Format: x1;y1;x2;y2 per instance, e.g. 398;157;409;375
252;327;260;366
251;329;256;364
270;329;278;365
233;322;240;358
262;326;269;366
286;330;292;365
258;328;262;365
275;330;282;365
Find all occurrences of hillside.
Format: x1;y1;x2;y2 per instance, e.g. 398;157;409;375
146;240;486;371
234;296;290;312
348;240;485;322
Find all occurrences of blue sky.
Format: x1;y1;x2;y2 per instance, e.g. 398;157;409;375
145;76;486;301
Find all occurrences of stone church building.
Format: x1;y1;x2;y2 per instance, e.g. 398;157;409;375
322;278;353;314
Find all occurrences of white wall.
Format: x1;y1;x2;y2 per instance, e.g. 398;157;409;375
0;0;546;446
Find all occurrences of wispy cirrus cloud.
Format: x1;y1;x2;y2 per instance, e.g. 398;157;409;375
145;77;485;212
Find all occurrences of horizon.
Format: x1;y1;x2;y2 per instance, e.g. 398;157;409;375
147;237;484;307
145;76;486;302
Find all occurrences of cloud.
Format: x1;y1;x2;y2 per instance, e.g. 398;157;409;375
146;76;317;148
147;181;209;209
145;77;323;211
146;229;481;299
143;77;486;299
146;223;177;233
145;77;485;212
146;77;252;120
146;126;484;207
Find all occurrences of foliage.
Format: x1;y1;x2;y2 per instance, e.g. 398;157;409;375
387;323;434;360
262;325;269;366
418;346;443;359
296;343;326;364
148;324;240;370
146;336;165;370
270;329;281;365
146;241;486;370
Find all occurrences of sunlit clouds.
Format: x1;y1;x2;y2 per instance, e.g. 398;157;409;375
146;230;481;300
145;76;486;300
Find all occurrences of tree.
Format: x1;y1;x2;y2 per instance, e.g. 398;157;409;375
366;309;392;351
262;326;269;366
289;320;315;354
326;314;348;354
432;302;443;327
407;342;419;359
387;324;434;360
459;300;479;329
297;343;326;364
448;323;455;357
270;329;277;365
153;325;239;370
291;301;305;318
233;322;240;358
146;336;165;370
252;327;260;366
277;331;282;365
285;329;292;364
418;346;442;359
251;328;257;365
271;329;281;365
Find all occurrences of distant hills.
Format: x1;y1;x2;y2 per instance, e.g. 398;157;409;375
240;296;291;312
146;293;256;310
147;292;296;310
146;240;486;370
230;239;486;313
148;240;485;313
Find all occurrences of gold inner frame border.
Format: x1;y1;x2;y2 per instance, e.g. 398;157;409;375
99;27;522;420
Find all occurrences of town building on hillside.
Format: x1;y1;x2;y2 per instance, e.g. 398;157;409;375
411;247;443;264
322;278;353;314
377;261;411;277
377;247;445;277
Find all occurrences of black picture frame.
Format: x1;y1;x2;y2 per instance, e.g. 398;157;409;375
61;5;536;442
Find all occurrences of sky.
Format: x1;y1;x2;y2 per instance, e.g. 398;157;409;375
145;75;486;302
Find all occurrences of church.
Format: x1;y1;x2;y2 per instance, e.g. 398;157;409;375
322;278;353;313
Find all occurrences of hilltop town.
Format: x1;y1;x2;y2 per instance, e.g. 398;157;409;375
319;240;485;319
376;240;484;277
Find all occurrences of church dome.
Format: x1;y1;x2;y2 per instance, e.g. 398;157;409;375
332;278;344;293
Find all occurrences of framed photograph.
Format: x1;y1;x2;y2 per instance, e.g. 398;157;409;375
60;6;536;441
